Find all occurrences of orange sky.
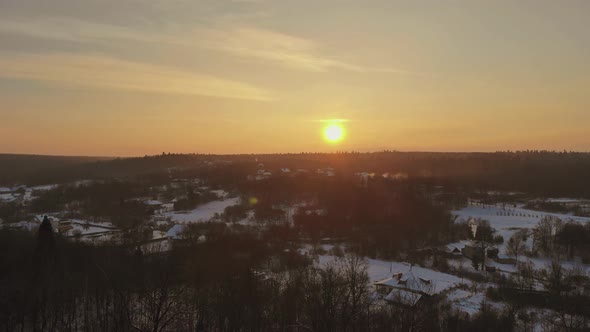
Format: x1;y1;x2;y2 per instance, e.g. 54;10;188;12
0;0;589;156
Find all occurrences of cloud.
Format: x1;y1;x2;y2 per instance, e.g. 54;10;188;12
0;16;182;45
0;53;274;101
0;15;415;75
203;27;413;74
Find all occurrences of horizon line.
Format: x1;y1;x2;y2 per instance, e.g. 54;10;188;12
1;149;589;159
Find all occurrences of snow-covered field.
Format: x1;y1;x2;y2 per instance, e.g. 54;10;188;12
161;197;240;223
0;184;60;203
452;203;590;272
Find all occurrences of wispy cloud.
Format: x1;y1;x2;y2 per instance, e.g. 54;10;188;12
0;14;414;75
0;16;182;45
0;53;274;101
203;27;413;74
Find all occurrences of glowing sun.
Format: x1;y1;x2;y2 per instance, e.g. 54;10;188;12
323;123;345;143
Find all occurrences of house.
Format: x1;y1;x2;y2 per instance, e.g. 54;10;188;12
138;237;172;254
496;254;517;265
144;200;173;214
161;203;174;213
485;265;497;273
461;244;483;260
144;200;163;213
251;169;272;181
374;270;434;307
440;245;463;258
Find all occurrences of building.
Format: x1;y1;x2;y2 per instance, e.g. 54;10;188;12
143;200;173;214
496;253;517;265
461;244;482;260
439;245;463;258
374;270;434;307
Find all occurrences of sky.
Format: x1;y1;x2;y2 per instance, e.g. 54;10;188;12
0;0;589;156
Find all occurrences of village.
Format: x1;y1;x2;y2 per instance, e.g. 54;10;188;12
2;159;590;331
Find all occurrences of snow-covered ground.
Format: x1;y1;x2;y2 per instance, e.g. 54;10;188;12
0;184;60;203
447;288;486;315
0;193;18;202
446;286;505;316
210;190;229;198
161;197;240;223
452;203;590;272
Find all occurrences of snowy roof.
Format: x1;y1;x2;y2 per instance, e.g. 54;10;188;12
144;200;163;206
29;184;58;191
446;245;461;253
166;224;185;239
384;288;423;306
375;270;434;295
0;187;11;193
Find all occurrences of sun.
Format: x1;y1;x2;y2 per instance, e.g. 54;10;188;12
323;123;345;143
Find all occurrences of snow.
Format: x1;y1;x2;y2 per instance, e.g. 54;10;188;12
452;203;590;272
0;193;17;202
2;221;40;231
152;230;167;240
29;184;59;191
162;197;240;223
210;190;229;198
65;220;118;236
447;288;488;315
453;204;590;254
318;255;465;294
546;198;587;204
166;224;185;239
233;210;257;226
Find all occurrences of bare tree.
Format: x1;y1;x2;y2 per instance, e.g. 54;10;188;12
540;259;566;296
338;254;369;331
506;229;528;263
533;216;562;256
474;219;495;270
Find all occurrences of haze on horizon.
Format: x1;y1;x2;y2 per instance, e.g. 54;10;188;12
1;0;589;157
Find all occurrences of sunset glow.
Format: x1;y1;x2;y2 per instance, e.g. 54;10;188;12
0;1;589;156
